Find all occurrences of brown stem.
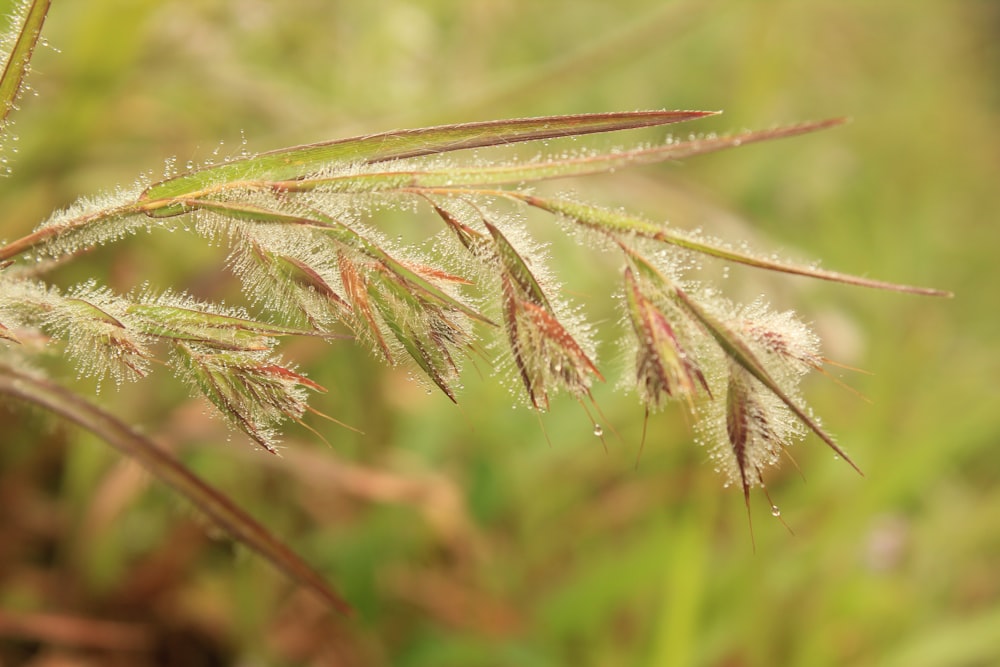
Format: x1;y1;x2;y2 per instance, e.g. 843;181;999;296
0;202;147;262
0;364;351;615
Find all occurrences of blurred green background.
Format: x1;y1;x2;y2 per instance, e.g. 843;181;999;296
1;1;997;665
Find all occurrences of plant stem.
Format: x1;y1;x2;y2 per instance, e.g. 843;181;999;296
0;364;351;615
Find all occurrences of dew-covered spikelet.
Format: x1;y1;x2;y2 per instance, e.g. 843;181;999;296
698;361;808;495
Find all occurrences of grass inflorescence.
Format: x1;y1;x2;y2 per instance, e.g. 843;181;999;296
0;0;951;613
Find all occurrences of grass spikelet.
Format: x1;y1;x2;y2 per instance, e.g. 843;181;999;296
173;343;323;453
127;289;325;351
623;266;710;410
43;282;152;386
736;298;823;380
475;218;601;408
367;265;472;401
711;362;806;496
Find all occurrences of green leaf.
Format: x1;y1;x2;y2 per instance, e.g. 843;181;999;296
0;0;50;127
280;118;849;193
139;110;716;215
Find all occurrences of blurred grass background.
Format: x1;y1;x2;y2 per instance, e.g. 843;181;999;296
0;0;997;665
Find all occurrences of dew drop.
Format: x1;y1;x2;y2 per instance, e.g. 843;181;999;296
770;505;781;517
593;424;603;437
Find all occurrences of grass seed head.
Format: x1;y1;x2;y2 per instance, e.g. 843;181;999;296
624;267;710;410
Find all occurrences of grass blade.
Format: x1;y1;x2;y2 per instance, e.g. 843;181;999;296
0;364;351;615
282;119;848;193
0;0;50;126
140;110;716;214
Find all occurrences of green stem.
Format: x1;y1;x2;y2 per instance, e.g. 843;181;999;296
0;0;51;126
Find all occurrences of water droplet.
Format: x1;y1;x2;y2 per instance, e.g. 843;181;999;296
771;505;781;517
593;424;603;437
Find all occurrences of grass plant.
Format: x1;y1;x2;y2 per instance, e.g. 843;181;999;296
0;1;984;665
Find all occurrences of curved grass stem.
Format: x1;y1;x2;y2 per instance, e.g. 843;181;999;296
0;364;351;615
